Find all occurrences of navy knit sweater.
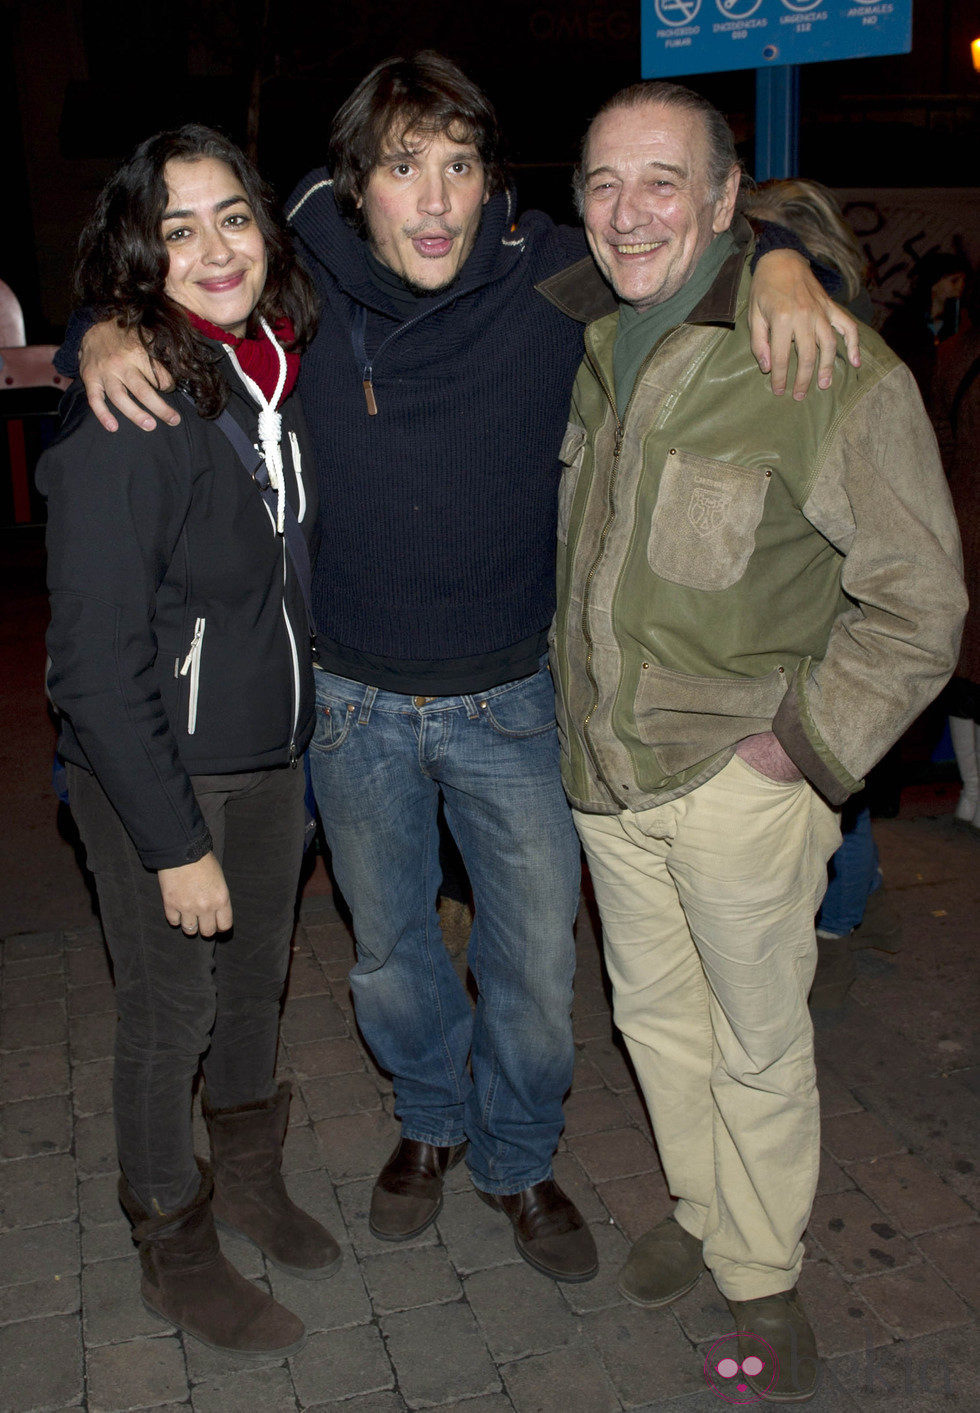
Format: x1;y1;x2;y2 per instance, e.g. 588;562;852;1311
286;174;587;678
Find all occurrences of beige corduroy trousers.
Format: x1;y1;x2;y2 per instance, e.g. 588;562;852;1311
574;753;840;1300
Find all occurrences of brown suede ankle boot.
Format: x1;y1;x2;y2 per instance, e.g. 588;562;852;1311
119;1162;305;1355
204;1082;342;1280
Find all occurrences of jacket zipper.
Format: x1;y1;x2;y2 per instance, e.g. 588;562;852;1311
258;494;303;763
578;329;682;793
178;617;206;735
281;542;301;763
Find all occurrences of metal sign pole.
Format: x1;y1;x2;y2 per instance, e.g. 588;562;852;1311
755;64;800;181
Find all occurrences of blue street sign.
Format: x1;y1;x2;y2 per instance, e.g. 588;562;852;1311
641;1;912;79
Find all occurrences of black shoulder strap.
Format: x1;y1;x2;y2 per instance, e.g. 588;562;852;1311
212;401;264;473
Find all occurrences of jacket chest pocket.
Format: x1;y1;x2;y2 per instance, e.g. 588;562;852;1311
557;422;587;545
647;448;772;591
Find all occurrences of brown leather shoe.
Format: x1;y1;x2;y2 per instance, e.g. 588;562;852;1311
369;1137;468;1240
477;1179;598;1282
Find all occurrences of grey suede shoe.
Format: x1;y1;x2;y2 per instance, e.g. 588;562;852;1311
617;1215;705;1307
725;1287;819;1403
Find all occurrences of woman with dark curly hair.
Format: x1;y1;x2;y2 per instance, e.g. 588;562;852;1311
38;124;338;1355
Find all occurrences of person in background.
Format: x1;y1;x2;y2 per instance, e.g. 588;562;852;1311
39;125;340;1356
882;250;972;405
933;275;980;832
746;179;873;321
746;179;901;1007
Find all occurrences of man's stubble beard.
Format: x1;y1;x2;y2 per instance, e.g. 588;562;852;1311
371;209;486;299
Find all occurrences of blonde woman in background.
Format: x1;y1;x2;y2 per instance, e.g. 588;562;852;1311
746;178;873;322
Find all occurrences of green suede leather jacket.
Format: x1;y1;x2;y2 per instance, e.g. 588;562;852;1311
540;239;966;813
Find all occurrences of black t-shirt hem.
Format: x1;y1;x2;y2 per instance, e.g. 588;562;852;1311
314;628;550;695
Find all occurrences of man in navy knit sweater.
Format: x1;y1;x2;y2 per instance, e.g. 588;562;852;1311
71;54;857;1282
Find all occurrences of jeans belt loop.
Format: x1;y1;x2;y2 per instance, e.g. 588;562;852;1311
462;693;480;720
358;685;377;726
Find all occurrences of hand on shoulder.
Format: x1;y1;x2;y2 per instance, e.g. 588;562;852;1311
80;319;179;433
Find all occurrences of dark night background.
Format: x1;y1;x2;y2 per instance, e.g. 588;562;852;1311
1;0;978;339
0;7;976;933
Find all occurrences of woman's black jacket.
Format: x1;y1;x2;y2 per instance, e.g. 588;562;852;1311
38;365;318;871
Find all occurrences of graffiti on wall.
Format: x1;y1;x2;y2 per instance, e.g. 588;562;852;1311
835;188;980;327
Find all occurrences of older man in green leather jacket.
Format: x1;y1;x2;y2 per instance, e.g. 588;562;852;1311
545;80;966;1404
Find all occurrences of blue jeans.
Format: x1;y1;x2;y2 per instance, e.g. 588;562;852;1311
816;803;880;936
308;662;581;1194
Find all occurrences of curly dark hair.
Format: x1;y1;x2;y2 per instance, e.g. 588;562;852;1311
328;51;505;232
75;124;318;417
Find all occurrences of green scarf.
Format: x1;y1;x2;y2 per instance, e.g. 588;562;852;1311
613;229;737;418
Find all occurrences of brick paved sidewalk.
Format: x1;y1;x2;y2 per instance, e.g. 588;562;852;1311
1;814;977;1412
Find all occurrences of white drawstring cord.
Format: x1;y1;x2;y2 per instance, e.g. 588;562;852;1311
223;319;288;532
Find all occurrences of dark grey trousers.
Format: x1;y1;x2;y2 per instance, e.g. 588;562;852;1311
68;763;306;1213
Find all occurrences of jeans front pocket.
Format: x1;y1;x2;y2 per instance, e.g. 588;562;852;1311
647;448;772;591
311;675;357;754
480;665;558;738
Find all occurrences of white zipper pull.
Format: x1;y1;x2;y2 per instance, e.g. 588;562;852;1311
179;617;206;735
179;618;205;676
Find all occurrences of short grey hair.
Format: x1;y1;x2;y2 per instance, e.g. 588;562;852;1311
573;81;741;216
